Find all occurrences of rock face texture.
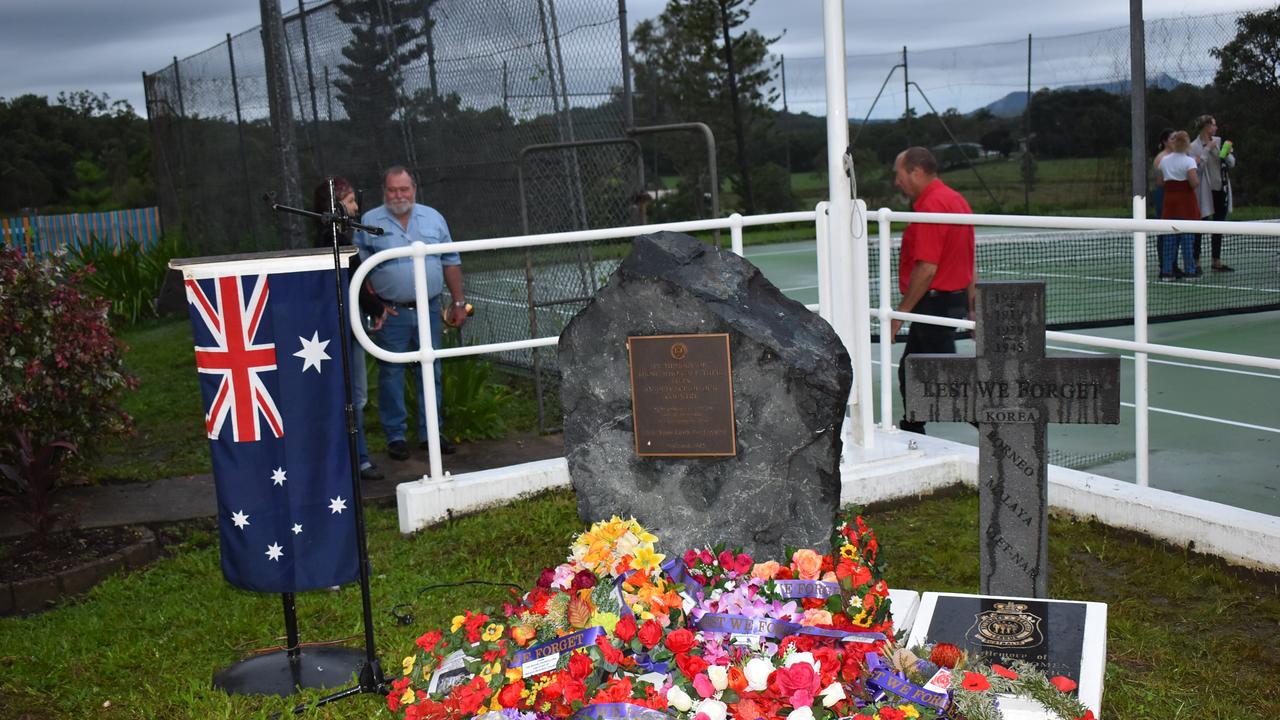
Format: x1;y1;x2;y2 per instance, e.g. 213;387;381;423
558;231;852;558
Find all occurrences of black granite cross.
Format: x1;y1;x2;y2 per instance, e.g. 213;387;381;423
904;281;1121;597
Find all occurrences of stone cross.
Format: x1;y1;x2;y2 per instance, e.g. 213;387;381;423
904;281;1120;597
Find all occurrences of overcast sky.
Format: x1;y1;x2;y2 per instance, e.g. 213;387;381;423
0;0;1266;115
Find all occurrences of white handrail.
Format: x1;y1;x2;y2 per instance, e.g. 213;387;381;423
352;206;1279;485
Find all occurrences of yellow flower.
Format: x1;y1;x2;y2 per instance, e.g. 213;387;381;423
505;667;524;684
400;687;415;705
899;705;920;718
633;545;666;572
451;614;467;632
840;544;858;559
402;655;416;676
591;611;620;634
482;623;504;642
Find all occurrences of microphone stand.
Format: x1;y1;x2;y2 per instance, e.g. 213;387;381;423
265;183;388;711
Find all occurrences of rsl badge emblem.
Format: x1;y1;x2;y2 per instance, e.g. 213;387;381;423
968;601;1044;648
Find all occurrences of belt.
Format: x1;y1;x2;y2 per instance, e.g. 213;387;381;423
382;299;416;309
925;288;966;298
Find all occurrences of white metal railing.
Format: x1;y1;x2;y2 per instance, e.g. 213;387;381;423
872;207;1280;487
350;203;1280;491
349;211;819;482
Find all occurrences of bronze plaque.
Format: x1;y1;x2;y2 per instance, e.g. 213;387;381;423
627;333;736;457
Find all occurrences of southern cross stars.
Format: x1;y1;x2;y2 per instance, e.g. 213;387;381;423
292;523;303;535
272;467;287;486
328;496;347;514
265;543;284;561
231;510;250;529
293;331;331;373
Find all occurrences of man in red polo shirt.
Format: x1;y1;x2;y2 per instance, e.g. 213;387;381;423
891;147;976;435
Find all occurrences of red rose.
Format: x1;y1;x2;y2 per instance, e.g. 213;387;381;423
718;549;736;569
664;628;696;654
878;708;906;720
734;552;754;575
614;614;637;643
961;671;991;692
775;566;794;580
568;651;595;681
637;619;663;649
1050;676;1078;693
735;698;765;720
771;662;820;707
675;652;709;679
992;664;1019;680
498;683;524;708
414;629;442;653
537;567;556;588
929;642;963;669
571;569;597;591
563;677;587;703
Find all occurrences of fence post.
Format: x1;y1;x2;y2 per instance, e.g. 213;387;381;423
259;0;306;248
227;34;262;251
1024;34;1032;214
1130;0;1150;488
902;46;910;145
297;0;326;176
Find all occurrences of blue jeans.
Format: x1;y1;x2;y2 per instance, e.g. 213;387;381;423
1160;234;1197;275
373;299;443;443
350;343;371;468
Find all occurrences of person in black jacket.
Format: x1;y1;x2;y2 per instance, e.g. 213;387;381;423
312;177;385;481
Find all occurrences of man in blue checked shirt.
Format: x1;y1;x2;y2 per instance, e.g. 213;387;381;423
354;166;469;460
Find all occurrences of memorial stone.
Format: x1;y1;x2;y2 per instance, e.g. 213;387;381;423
558;231;852;558
904;281;1121;597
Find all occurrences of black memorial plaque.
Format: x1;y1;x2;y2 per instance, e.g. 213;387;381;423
917;595;1087;683
627;333;736;457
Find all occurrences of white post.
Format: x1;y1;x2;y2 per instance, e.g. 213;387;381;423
878;210;895;431
814;201;832;323
729;212;744;256
850;198;874;447
413;243;445;483
822;0;870;447
1133;196;1149;486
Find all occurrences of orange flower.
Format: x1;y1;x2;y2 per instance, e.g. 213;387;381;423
792;549;824;580
752;561;782;579
510;625;538;646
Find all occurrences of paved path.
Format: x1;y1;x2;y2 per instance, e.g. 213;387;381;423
0;432;564;539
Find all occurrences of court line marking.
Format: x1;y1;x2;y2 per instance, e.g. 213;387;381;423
1044;343;1280;380
983;268;1280;294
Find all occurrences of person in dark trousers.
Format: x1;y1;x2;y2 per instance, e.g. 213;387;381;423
311;177;385;480
1189;114;1236;272
890;147;977;435
353;166;468;460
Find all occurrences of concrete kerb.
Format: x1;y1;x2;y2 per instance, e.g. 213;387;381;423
4;527;160;616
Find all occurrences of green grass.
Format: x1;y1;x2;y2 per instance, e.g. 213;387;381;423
1;489;1276;718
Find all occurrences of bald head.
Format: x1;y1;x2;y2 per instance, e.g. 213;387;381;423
893;147;938;199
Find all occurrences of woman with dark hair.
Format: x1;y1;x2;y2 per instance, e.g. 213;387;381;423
1158;131;1200;281
313;177;386;481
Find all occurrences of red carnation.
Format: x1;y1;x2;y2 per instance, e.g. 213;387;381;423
414;630;442;653
452;676;492;715
664;628;696;654
878;708;906;720
614;614;637;643
537;567;556;588
595;635;625;665
929;642;963;669
571;569;597;591
1050;676;1078;693
637;619;663;649
961;672;991;692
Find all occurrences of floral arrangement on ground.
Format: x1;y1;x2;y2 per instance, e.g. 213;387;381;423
388;514;1093;720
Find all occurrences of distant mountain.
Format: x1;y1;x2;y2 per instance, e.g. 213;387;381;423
980;72;1186;117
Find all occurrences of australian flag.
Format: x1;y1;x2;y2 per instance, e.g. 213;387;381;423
183;261;359;593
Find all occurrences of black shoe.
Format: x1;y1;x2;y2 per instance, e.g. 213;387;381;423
387;440;410;461
1172;268;1186;279
1158;273;1176;281
899;419;926;435
419;437;457;454
1213;264;1235;272
359;464;384;481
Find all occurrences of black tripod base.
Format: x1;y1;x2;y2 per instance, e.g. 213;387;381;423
213;646;369;697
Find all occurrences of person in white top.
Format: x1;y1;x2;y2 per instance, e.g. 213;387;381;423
1158;131;1200;280
1189;114;1236;272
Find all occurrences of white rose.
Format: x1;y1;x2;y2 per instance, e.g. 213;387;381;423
744;657;774;691
785;651;816;669
788;707;816;720
819;681;846;708
694;698;728;720
666;684;694;712
707;665;729;691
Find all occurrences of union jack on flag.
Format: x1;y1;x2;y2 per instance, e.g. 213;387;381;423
180;259;359;593
186;274;284;442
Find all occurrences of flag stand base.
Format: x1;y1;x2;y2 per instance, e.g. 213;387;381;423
212;646;368;697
